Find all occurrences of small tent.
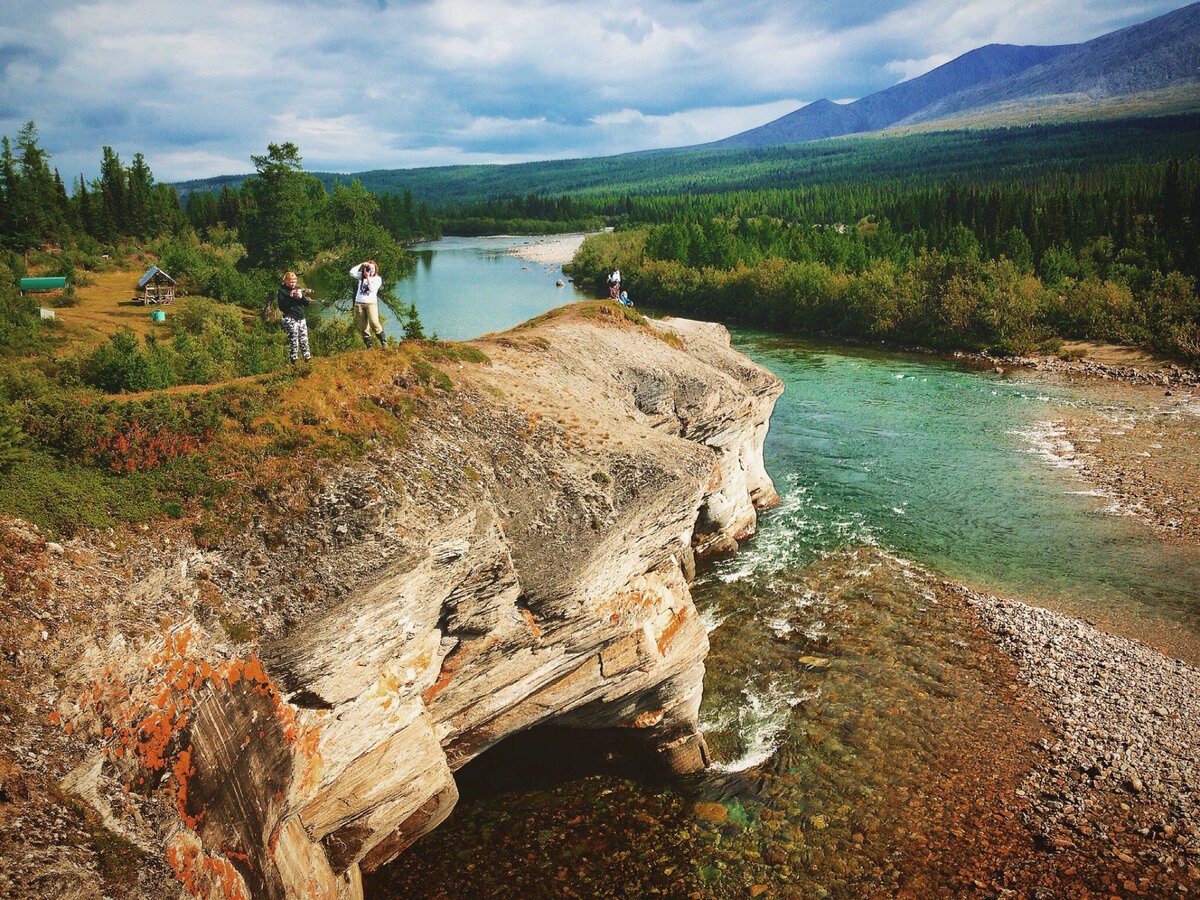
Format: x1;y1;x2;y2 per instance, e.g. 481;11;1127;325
136;266;176;305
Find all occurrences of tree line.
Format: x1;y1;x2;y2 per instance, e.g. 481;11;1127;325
0;122;184;253
565;155;1199;364
323;114;1200;207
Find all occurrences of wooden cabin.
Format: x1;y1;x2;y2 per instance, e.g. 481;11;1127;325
136;266;176;305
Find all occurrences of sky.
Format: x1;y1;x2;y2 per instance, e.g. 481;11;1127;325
0;0;1189;181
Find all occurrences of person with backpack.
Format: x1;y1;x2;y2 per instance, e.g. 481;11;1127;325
273;271;313;363
350;260;386;349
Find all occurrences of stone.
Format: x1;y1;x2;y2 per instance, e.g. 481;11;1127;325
693;801;729;823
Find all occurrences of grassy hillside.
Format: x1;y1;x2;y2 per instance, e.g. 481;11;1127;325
174;114;1200;209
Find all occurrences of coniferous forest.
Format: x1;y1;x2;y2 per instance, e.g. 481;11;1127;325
563;137;1200;363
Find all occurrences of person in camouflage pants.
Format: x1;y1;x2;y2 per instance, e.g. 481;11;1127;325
276;271;312;362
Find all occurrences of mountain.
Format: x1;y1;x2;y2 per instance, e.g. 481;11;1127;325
901;2;1200;127
707;1;1200;148
708;44;1071;148
172;115;1200;209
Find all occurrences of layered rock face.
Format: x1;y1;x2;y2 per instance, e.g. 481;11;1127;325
57;311;781;898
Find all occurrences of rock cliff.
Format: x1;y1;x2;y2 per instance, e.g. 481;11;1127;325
34;307;781;898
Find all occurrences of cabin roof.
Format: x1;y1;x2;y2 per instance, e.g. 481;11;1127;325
137;266;176;288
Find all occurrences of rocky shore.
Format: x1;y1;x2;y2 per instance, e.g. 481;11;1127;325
959;348;1200;390
961;342;1200;546
1057;396;1200;545
959;581;1200;892
506;232;591;265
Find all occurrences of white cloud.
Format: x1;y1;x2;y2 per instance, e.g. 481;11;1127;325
590;98;809;148
886;52;955;82
0;0;1186;180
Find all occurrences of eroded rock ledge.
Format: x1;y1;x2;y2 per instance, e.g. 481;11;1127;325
54;311;781;899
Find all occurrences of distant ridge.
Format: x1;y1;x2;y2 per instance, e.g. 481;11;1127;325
708;44;1070;148
705;1;1200;149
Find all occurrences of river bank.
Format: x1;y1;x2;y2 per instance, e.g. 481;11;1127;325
960;578;1200;893
506;232;592;265
991;363;1200;547
1058;394;1200;545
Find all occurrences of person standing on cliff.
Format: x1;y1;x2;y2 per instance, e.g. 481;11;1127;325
350;259;386;349
275;271;313;363
607;267;621;300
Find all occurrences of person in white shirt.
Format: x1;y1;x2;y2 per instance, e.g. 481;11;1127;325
607;268;621;299
350;260;386;349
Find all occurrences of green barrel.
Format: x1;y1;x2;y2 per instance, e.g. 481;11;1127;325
19;276;67;291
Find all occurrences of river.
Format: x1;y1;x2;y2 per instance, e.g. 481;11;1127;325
368;236;1200;898
391;235;590;340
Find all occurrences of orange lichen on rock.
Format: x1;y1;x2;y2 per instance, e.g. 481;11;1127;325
656;607;690;655
520;607;542;640
705;460;723;492
167;831;250;900
58;623;323;890
173;747;202;829
595;588;661;626
421;636;498;703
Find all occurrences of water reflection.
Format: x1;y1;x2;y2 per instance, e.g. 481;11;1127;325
391;236;592;340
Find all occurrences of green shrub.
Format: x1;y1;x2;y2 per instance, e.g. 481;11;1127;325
81;328;175;393
0;419;28;473
0;452;164;537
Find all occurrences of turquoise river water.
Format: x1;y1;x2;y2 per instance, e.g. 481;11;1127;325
397;235;589;339
368;236;1200;898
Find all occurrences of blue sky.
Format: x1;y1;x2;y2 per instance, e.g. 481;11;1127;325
0;0;1188;181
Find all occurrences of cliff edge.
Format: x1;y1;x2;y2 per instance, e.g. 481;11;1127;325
2;304;781;898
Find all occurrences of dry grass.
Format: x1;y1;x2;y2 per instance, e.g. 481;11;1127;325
51;270;170;352
1058;340;1178;369
50;269;262;355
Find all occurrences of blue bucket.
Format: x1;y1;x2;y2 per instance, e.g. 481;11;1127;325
151;310;166;323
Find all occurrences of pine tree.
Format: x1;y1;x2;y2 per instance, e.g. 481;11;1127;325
97;146;126;239
126;152;153;237
75;174;93;236
0;137;15;249
239;142;323;270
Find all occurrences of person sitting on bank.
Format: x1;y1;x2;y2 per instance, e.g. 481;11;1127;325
619;290;633;308
276;271;312;363
350;260;386;349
